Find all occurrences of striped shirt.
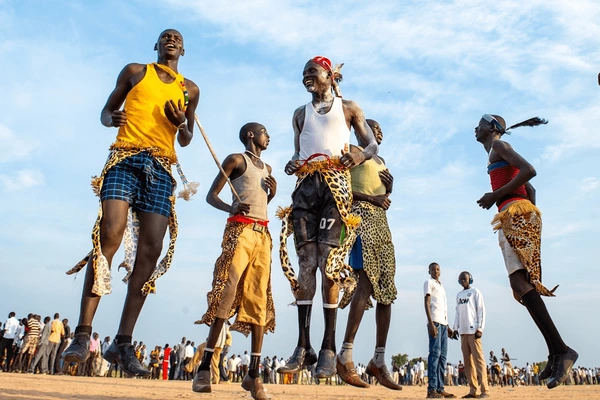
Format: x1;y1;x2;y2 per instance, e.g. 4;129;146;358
26;318;41;338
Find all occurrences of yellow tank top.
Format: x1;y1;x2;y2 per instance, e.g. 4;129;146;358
116;63;185;162
350;157;387;196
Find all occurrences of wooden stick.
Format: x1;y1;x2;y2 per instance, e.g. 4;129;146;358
193;114;242;203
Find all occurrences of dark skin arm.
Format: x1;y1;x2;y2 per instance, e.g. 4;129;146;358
206;154;250;215
350;146;393;209
525;182;536;205
101;63;144;128
284;106;305;175
265;168;276;204
424;294;438;338
100;64;199;148
164;77;199;147
477;140;536;209
342;99;378;168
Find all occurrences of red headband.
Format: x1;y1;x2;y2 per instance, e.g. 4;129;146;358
309;56;332;71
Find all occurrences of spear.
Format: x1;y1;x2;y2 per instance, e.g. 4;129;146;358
193;114;242;203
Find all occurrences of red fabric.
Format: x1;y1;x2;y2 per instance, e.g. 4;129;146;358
489;164;528;210
162;347;171;380
227;214;268;226
309;56;332;71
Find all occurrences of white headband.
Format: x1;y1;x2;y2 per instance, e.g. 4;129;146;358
482;114;507;133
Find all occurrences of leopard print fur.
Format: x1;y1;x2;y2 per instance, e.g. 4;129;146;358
277;160;361;298
492;200;558;297
66;144;179;296
118;208;140;283
339;201;397;309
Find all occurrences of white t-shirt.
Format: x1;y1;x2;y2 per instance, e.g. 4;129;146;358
452;287;485;335
3;317;19;339
185;344;194;358
424;278;448;325
240;353;250;366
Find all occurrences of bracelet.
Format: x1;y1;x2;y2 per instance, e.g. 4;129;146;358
177;121;186;130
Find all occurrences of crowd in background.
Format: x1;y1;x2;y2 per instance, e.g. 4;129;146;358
1;311;598;388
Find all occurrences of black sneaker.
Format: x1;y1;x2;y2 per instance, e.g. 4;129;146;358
103;339;150;377
547;347;578;389
538;354;553;381
63;332;91;363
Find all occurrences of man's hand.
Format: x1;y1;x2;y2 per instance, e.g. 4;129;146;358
164;99;186;128
340;151;365;168
428;322;438;338
110;110;127;127
265;175;277;198
284;159;300;175
475;330;483;339
370;194;391;210
477;192;497;210
231;202;251;216
379;169;393;193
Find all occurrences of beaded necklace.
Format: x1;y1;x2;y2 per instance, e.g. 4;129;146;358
153;63;188;110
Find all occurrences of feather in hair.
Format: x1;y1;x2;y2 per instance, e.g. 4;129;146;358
507;117;548;131
332;63;344;97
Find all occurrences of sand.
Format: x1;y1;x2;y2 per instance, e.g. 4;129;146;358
1;374;600;400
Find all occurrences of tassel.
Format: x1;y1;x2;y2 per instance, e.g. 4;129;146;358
175;162;200;201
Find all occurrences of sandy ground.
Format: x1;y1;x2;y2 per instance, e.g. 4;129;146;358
1;374;600;400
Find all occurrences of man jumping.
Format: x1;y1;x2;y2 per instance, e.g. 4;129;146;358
277;56;377;379
63;29;199;377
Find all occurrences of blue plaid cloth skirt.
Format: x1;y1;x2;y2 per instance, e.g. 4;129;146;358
100;151;173;217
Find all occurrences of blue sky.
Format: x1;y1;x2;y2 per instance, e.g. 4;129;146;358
1;0;599;369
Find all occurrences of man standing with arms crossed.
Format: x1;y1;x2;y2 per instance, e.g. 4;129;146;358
278;56;377;379
63;29;199;377
453;271;489;398
424;263;456;399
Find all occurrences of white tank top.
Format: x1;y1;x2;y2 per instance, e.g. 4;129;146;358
230;153;269;221
299;97;350;161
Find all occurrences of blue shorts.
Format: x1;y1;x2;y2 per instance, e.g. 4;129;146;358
349;235;363;270
100;152;173;217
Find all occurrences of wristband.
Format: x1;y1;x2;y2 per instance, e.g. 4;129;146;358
177;121;186;130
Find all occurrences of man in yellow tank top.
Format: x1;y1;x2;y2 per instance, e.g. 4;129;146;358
63;29;199;377
336;119;402;391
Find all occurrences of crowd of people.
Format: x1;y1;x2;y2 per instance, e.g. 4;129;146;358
0;311;597;392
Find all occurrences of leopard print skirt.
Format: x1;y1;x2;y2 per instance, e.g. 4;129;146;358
492;200;558;297
339;201;397;309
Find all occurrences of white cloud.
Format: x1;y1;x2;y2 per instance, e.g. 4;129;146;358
580;177;600;193
0;169;44;192
0;124;40;163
